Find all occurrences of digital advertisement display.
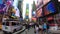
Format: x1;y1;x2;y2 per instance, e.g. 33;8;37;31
25;4;29;19
0;0;3;4
0;4;5;14
32;11;36;17
43;2;56;16
32;17;36;22
36;8;43;17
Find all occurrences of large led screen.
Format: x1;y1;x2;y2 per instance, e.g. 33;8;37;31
43;2;56;16
36;8;43;17
0;0;3;4
32;17;36;22
0;4;5;14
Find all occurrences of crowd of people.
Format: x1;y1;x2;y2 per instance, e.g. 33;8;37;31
23;22;50;34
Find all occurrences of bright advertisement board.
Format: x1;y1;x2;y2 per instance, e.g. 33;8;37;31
0;0;3;4
36;8;42;17
32;17;36;22
43;1;56;16
23;0;33;19
32;11;36;17
0;4;5;14
25;3;29;20
36;0;50;11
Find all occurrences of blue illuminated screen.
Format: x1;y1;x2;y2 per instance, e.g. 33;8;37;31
43;2;56;15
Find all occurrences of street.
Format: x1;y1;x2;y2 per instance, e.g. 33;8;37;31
0;27;35;34
0;30;3;34
1;27;60;34
20;27;35;34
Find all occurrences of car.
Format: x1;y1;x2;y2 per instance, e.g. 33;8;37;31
2;21;23;34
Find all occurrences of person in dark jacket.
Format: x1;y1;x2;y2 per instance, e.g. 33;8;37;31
47;23;50;34
34;23;39;33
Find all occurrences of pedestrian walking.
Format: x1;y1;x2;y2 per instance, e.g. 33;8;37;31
25;23;28;34
29;23;32;28
43;23;47;34
39;24;43;34
47;23;50;34
35;23;39;34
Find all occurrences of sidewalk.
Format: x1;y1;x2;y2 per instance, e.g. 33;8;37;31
49;30;60;33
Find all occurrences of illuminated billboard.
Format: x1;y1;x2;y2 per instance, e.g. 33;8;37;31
0;0;3;4
32;17;36;22
43;1;56;16
32;11;36;17
25;4;29;19
0;4;5;14
36;8;43;17
23;0;33;19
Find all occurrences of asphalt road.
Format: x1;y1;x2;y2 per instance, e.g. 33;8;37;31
20;27;35;34
1;27;60;34
0;27;35;34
